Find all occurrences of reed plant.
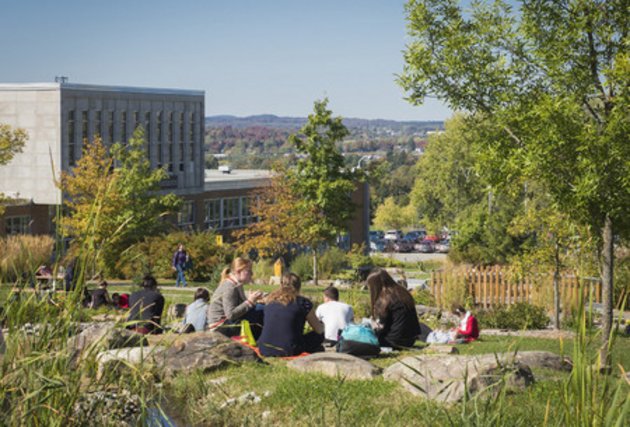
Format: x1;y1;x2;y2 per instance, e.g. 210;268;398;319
0;234;54;282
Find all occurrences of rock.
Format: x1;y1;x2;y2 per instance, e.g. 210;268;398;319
513;351;571;371
74;389;141;426
383;353;535;404
68;322;147;354
415;305;441;318
425;345;459;355
158;332;260;376
97;345;167;379
333;279;353;289
287;352;382;380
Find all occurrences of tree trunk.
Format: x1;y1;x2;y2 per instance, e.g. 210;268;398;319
553;242;561;330
599;214;614;365
312;249;319;287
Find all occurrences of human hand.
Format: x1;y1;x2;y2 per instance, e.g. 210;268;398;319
247;290;263;304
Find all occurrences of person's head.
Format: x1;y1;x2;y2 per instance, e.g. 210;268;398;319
98;280;108;289
142;275;158;289
452;304;466;318
366;268;415;319
267;272;301;305
221;257;253;284
178;243;185;251
323;286;339;302
112;293;120;305
194;287;210;302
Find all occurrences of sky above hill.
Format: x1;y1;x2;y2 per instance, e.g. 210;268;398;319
0;0;454;121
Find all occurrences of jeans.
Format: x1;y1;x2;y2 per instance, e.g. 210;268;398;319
175;264;187;287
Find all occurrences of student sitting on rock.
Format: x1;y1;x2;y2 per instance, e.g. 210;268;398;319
127;275;165;334
258;273;325;357
183;288;211;332
315;286;354;345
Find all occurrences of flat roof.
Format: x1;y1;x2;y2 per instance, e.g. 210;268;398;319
204;169;272;192
0;82;204;97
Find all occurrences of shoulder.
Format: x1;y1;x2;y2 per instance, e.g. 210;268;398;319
297;296;313;312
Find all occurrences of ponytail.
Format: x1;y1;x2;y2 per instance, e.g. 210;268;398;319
220;267;231;282
220;257;252;282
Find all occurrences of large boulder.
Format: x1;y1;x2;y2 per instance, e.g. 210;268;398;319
384;353;537;404
287;352;382;380
97;345;167;379
156;332;261;376
512;351;571;371
68;322;147;354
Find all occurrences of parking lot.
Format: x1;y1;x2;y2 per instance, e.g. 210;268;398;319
379;252;448;263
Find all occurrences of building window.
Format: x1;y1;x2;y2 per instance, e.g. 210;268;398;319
68;110;76;166
168;112;173;143
222;197;240;228
5;216;31;235
121;111;127;143
144;112;151;160
188;112;194;142
178;201;195;226
156;112;163;164
204;199;221;229
94;111;102;140
81;111;88;142
108;111;114;145
241;196;258;225
132;111;139;135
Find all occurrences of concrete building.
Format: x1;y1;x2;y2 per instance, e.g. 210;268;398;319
0;82;368;247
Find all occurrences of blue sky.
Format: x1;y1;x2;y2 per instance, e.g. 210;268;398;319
0;0;452;121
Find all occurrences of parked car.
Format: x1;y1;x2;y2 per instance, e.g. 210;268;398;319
369;239;387;252
369;230;384;241
394;238;414;253
384;230;403;241
414;240;435;253
434;240;451;253
424;234;441;242
404;230;426;243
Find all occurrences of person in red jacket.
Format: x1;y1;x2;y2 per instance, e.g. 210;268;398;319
451;304;479;342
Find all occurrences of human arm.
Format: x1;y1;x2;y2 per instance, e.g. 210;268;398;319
457;315;474;337
222;285;255;321
306;308;325;335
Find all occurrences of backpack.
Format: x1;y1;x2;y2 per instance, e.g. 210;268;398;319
336;323;381;357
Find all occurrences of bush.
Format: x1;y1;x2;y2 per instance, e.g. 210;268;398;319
412;288;436;306
289;252;313;280
0;235;55;283
252;259;275;284
318;247;348;279
116;231;232;282
476;303;549;330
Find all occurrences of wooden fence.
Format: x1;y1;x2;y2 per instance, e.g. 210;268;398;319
430;265;601;309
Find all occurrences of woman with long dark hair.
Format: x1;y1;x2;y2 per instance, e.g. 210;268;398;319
367;268;420;349
257;272;324;357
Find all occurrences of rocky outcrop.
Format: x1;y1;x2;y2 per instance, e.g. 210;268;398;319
68;322;147;355
384;353;536;403
287;352;382;380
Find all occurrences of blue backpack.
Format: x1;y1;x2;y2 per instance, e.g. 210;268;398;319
336;323;381;356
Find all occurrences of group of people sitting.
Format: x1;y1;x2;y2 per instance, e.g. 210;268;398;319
123;257;479;357
83;281;129;310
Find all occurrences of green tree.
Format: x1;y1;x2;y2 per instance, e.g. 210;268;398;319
288;99;359;285
373;197;417;231
59;128;181;276
0;124;28;214
400;0;630;359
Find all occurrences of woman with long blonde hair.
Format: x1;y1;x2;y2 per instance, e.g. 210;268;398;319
257;272;324;357
207;257;264;336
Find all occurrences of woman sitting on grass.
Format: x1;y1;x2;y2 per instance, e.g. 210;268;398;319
183;288;211;332
367;268;421;349
207;258;264;337
257;272;325;357
451;304;479;342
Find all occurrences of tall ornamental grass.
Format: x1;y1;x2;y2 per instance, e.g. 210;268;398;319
0;235;54;282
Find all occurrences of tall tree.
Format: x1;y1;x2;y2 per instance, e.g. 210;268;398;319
288;99;359;285
59;129;180;275
373;196;417;231
0;124;28;214
400;0;630;360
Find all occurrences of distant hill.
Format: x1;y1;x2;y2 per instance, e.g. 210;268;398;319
205;114;443;133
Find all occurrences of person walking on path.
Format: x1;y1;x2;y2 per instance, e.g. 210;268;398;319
172;243;189;287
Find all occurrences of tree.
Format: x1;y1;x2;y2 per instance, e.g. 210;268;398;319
288;99;359;285
400;0;630;360
0;124;28;214
233;166;313;258
373;197;417;230
59;128;181;275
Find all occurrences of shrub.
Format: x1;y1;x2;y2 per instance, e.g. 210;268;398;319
116;231;232;282
252;259;275;284
0;235;55;283
476;303;549;330
412;288;436;306
289;252;313;280
318;247;349;279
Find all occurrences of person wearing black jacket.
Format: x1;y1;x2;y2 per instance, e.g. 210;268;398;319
127;275;165;334
367;268;420;349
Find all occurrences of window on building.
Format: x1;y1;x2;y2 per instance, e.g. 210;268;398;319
222;197;240;228
132;111;139;134
188;112;194;142
94;111;102;139
178;201;195;226
68;110;76;166
241;196;258;225
121;111;127;143
81;111;88;142
5;216;31;235
108;111;114;145
144;112;151;160
156;112;163;164
168;112;173;143
178;112;184;142
204;199;221;229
